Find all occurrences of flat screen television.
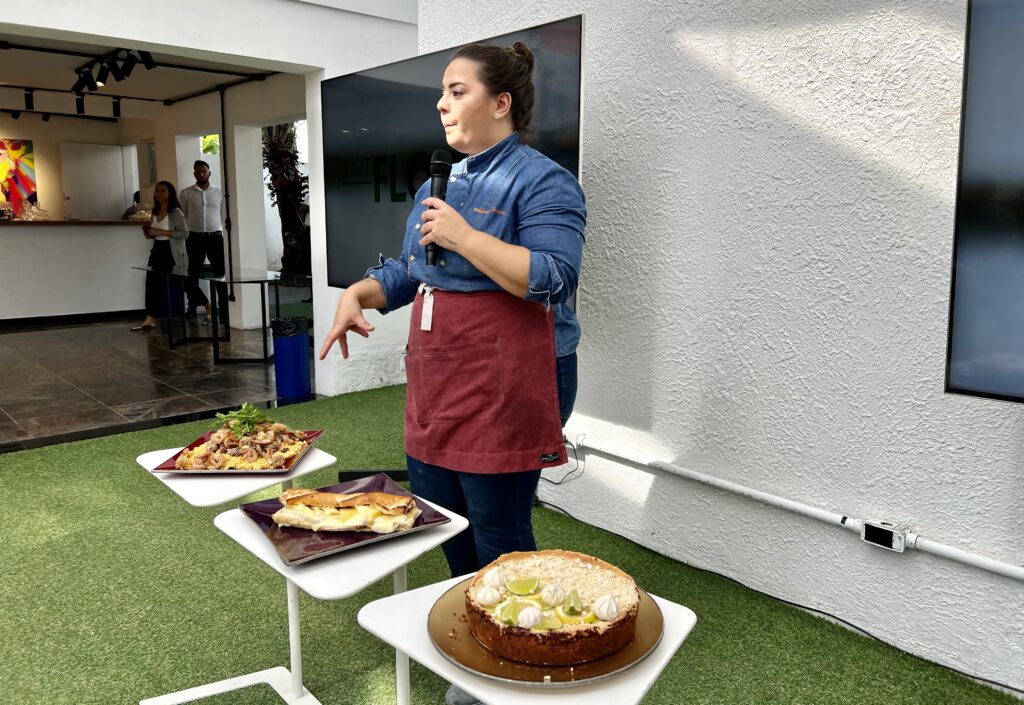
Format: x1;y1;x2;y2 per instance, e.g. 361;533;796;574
322;16;583;288
946;0;1024;402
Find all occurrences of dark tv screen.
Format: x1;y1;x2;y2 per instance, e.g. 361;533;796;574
322;16;583;288
947;0;1024;402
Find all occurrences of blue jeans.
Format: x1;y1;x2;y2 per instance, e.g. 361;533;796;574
408;353;577;577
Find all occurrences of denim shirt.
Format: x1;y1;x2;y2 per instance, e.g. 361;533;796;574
365;133;586;357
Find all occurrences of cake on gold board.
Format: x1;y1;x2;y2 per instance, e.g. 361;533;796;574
464;549;641;666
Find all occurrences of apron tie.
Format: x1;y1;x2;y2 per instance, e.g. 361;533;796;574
418;282;436;331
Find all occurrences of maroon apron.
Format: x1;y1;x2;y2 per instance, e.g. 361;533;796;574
404;286;567;473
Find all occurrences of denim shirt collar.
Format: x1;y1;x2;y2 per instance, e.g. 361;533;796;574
451;132;520;175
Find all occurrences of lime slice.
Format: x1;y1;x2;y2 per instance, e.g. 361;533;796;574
530;615;562;632
499;601;520;625
583;610;598;623
554;606;585;625
562;588;583;615
518;596;545;610
506;577;540;595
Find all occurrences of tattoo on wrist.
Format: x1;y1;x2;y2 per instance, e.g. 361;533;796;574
441;235;459;248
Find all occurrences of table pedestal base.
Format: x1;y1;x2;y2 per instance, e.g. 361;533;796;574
141;577;318;705
139;666;321;705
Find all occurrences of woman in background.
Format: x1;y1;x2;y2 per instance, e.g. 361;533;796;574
132;181;188;331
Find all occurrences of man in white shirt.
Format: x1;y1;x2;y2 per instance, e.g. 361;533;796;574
179;160;228;324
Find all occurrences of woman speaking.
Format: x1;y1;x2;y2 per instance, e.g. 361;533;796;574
320;42;586;579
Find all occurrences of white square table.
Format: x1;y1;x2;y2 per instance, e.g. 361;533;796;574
136;447;337;507
158;500;467;705
135;445;337;704
358;576;698;705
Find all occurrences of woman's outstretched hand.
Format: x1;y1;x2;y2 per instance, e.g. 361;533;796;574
319;290;375;360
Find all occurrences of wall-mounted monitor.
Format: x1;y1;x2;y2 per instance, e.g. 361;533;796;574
322;15;583;288
946;0;1024;402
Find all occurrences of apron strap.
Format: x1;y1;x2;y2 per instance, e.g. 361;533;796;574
417;282;436;331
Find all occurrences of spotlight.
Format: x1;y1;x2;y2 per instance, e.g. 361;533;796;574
120;51;138;78
76;94;85;115
138;50;157;70
24;89;33;111
95;62;109;87
112;97;121;118
72;68;98;93
11;110;20;120
105;57;125;82
42;113;51;122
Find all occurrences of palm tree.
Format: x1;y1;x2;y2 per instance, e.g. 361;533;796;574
263;123;309;281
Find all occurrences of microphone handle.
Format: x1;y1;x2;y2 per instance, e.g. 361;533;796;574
426;175;449;267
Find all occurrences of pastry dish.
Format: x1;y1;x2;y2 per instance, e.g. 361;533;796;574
271;487;422;533
465;549;640;666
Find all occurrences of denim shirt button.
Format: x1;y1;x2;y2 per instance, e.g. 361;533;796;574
408;255;415;262
449;175;456;182
414;223;421;230
439;259;446;267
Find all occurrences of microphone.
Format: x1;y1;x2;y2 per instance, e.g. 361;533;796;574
426;149;452;266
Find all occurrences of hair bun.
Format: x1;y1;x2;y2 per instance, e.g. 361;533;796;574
511;41;534;73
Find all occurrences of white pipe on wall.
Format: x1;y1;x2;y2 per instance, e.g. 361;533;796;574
576;437;1024;584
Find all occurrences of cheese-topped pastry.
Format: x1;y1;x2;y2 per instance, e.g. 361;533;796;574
271;488;421;534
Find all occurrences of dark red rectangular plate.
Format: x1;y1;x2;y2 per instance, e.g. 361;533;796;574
152;430;323;474
240;473;450;566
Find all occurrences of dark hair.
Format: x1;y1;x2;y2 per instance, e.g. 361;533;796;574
152;180;181;216
132;190;140;204
194;160;210;169
452;41;535;143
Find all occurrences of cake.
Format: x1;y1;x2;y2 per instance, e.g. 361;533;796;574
464;549;640;666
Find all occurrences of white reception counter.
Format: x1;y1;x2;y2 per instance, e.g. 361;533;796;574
0;221;151;319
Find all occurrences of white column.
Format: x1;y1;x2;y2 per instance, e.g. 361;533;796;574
229;124;270;329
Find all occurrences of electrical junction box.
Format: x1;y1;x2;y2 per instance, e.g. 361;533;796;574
861;520;907;553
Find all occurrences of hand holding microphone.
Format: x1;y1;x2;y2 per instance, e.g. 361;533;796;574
425;150;452;266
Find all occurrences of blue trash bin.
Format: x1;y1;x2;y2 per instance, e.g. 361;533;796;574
272;318;311;399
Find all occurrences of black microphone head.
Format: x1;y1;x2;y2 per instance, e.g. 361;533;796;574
430;150;453;178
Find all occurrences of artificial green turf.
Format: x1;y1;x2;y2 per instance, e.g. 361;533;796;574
0;385;1015;705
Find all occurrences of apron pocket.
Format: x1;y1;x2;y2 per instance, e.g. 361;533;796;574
408;341;503;424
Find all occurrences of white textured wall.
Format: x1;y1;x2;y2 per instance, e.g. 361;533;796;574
420;0;1024;691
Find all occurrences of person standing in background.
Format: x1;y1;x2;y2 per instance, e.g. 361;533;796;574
132;181;187;331
179;160;227;325
121;191;141;220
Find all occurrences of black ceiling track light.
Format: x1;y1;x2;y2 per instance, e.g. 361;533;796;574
71;67;98;94
73;48;159;93
1;39;275;119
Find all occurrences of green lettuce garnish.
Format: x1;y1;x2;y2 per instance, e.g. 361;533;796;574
211;403;269;436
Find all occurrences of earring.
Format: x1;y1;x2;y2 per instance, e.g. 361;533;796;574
493;112;500;119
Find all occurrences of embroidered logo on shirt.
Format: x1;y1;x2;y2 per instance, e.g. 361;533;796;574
472;207;506;216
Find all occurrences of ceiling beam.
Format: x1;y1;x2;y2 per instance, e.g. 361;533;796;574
0;82;165;103
164;75;268;105
1;107;117;123
0;39;270;79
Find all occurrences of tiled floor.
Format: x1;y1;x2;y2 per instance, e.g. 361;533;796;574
0;287;314;451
